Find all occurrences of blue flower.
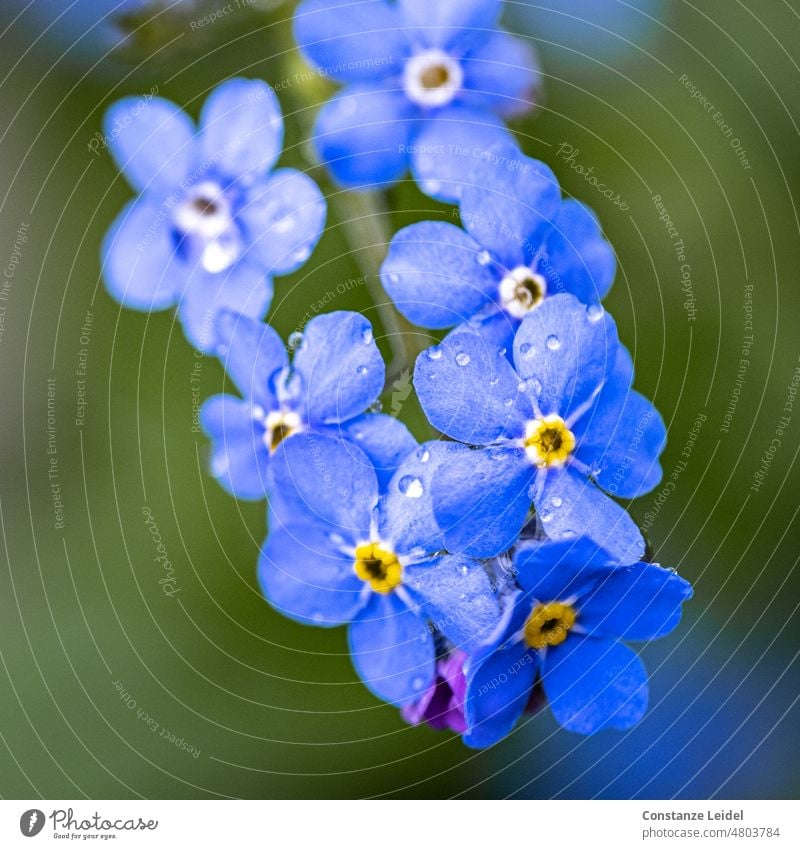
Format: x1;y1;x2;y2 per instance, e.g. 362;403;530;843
260;434;501;706
294;0;541;199
101;78;326;351
414;294;666;563
201;309;415;499
463;536;693;746
381;142;615;352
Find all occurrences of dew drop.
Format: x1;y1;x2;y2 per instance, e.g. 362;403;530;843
387;273;400;285
398;475;424;498
369;400;383;413
539;509;552;523
361;327;373;345
550;496;563;508
287;331;304;351
417;447;431;463
517;380;528;393
426;347;443;360
519;342;532;356
497;347;507;357
503;397;514;407
477;249;491;266
356;365;368;376
460;564;469;576
587;303;605;323
546;334;561;351
455;352;471;366
489;376;499;386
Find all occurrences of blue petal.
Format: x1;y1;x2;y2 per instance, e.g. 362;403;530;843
379;441;460;554
200;395;270;500
177;260;273;353
578;564;693;641
577;386;667;499
101;198;186;311
199;78;284;183
294;0;406;82
213;310;288;410
258;523;365;627
541;201;616;303
463;598;538;748
292;311;385;425
104;96;195;195
512;294;619;420
332;413;417;491
267;432;378;538
535;465;645;564
431;444;535;557
450;307;519;356
348;592;435;707
414;331;532;444
313;84;414;188
398;0;502;51
381;221;499;329
459;142;561;267
239;168;326;276
461;30;541;117
408;107;513;202
513;536;622;599
405;554;500;651
544;635;648;734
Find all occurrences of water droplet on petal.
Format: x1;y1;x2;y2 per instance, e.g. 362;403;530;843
417;448;430;463
550;496;563;508
546;334;561;351
489;376;499;386
519;342;532;356
517;381;528;393
539;509;552;523
587;303;605;323
460;564;469;576
503;397;513;407
455;352;471;366
287;331;304;351
497;347;507;357
388;273;400;285
398;475;424;498
477;249;491;266
369;399;383;413
426;347;443;360
356;365;368;376
361;327;373;345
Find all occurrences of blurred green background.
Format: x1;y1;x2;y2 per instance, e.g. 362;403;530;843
1;0;798;799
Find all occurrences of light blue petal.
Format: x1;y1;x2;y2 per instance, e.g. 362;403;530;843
459;142;561;267
513;537;622;599
239;168;326;276
450;307;519;356
461;30;541;116
409;107;513;202
199;78;284;184
381;221;499;329
463;599;538;748
101;198;186;311
348;592;435;706
540;201;616;303
578;386;667;499
177;259;273;353
578;564;693;641
333;413;417;491
104;96;195;195
313;83;414;188
535;465;645;568
292;311;385;425
544;635;649;734
432;444;535;557
405;554;500;651
512;294;619;420
398;0;502;50
258;523;365;626
267;432;378;538
213;310;288;410
379;441;460;555
294;0;407;82
200;394;270;500
414;331;532;444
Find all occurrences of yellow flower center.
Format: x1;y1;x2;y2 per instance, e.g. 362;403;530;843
264;410;302;454
524;602;576;650
353;542;402;594
523;415;575;468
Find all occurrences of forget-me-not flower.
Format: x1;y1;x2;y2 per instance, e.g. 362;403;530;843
463;536;692;746
381;142;616;352
294;0;540;199
414;294;666;564
201;309;415;499
102;78;326;350
260;435;500;706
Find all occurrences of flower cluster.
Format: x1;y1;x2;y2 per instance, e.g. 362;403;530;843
100;0;692;748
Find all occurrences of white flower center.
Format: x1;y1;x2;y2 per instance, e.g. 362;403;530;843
498;266;548;318
260;409;303;453
174;181;241;273
403;49;463;108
